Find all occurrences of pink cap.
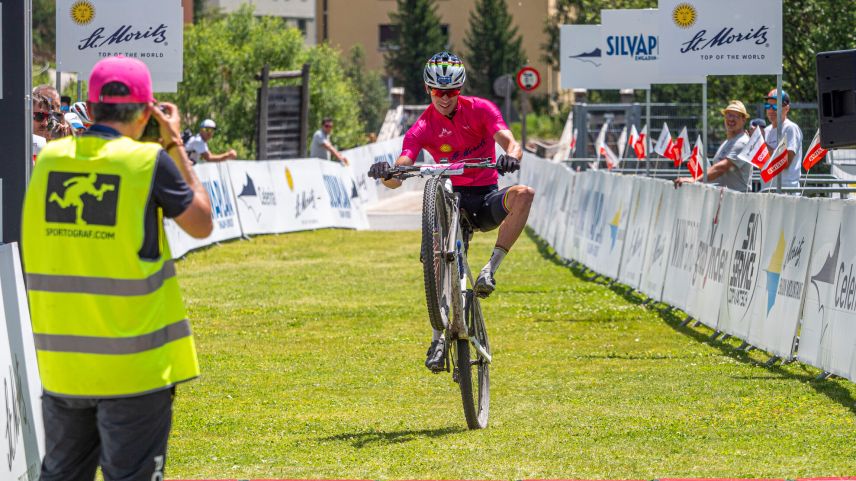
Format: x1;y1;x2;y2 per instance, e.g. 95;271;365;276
87;55;154;104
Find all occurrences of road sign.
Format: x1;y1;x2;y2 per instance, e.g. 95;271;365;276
493;74;514;97
516;66;541;91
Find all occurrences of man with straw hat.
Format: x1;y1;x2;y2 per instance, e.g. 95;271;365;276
674;100;752;192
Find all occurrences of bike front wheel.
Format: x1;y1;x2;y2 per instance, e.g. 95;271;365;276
455;291;490;429
421;178;458;332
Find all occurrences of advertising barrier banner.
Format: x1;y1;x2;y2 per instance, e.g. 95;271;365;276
747;195;819;359
319;160;370;230
342;136;404;205
228;161;293;235
684;188;728;327
592;173;635;279
717;192;767;339
658;0;783;76
618;176;659;290
639;181;675;302
0;244;44;481
799;200;856;380
56;0;184;89
661;183;707;312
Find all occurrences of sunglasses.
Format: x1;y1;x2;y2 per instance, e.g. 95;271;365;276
430;88;461;98
763;103;779;111
33;112;52;122
323;123;333;128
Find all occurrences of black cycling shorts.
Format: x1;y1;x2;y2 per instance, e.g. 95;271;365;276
454;184;512;232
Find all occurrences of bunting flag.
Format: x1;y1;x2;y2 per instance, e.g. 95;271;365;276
601;142;620;170
654;123;673;159
738;127;771;168
687;135;705;178
670;127;691;167
633;124;647;160
760;131;791;183
802;130;828;171
595;122;609;162
569;128;578;157
617;126;628;160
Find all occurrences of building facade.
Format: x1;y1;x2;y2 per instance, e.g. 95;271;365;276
204;0;317;44
316;0;558;96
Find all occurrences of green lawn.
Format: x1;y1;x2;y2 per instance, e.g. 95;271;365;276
169;229;856;480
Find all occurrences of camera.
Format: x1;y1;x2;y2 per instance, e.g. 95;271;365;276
141;105;167;142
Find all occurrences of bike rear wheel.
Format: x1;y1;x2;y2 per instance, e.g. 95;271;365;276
455;291;490;429
421;178;455;332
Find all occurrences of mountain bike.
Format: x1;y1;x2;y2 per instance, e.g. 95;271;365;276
387;160;493;430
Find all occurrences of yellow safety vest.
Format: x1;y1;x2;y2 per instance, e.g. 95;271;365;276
22;134;199;398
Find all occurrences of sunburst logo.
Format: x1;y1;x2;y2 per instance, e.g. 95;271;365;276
285;168;294;192
672;3;696;29
440;144;452;153
70;0;95;25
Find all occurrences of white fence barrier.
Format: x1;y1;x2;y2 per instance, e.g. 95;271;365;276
523;156;856;383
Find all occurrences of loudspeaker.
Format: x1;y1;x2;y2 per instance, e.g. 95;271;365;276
817;49;856;149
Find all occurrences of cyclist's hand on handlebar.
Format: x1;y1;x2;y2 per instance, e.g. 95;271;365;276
368;161;393;180
496;154;520;175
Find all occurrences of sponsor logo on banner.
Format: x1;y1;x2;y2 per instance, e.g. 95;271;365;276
608;207;623;250
693;203;728;289
808;231;856;314
568;47;602;67
70;1;96;25
323;175;352;219
672;3;697;28
677;0;771;57
727;210;763;317
765;231;806;314
237;174;276;222
585;191;605;257
203;179;236;230
3;360;29;473
669;218;699;272
605;33;658;61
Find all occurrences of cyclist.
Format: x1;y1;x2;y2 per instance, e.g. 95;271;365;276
368;51;534;371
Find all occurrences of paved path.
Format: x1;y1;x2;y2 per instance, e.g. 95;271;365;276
366;191;422;230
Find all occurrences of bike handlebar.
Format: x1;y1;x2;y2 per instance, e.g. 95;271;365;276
387;158;494;179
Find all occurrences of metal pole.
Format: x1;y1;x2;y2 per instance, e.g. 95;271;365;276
702;78;708;183
645;88;651;176
77;77;82;102
776;74;783;193
55;70;61;96
521;92;528;148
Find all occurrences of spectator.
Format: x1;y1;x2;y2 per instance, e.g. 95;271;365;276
22;55;212;481
674;100;751;192
32;93;53;141
310;117;349;165
60;95;72;112
33;85;71;139
185;118;237;164
762;88;803;191
749;118;766;136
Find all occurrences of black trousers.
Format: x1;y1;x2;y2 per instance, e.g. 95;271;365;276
40;387;174;481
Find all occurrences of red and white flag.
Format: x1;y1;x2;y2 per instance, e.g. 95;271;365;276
654;123;673;159
687;136;707;179
738;127;770;168
802;130;828;171
632;124;647;160
569;127;578;156
595;122;608;162
617;126;628;160
670;127;691;167
760;131;791;183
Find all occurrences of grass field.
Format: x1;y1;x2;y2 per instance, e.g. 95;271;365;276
169;228;856;480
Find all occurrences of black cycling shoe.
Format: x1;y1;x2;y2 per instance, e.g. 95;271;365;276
474;269;496;298
425;340;446;372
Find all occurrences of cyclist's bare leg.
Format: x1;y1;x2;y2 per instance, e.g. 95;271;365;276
475;185;534;297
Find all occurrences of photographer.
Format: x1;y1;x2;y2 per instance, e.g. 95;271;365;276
22;55;212;481
33;85;72;139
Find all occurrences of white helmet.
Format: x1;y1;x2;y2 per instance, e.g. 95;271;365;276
423;51;466;89
70;101;91;125
200;118;217;129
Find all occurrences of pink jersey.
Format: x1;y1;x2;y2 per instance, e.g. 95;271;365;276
400;96;508;187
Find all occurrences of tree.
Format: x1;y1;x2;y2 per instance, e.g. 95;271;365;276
463;0;526;100
160;6;364;158
32;0;56;64
343;45;391;137
384;0;447;104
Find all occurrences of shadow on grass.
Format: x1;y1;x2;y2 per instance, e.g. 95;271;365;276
526;227;856;415
320;426;465;448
